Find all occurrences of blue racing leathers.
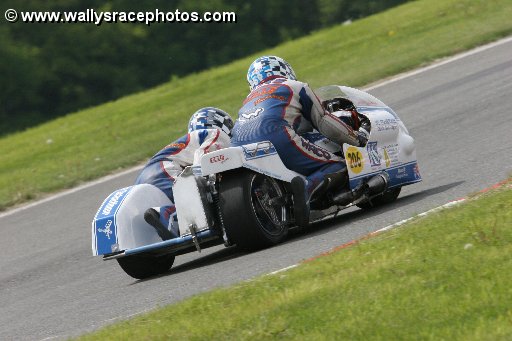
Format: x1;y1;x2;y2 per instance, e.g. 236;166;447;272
135;128;230;231
231;78;359;191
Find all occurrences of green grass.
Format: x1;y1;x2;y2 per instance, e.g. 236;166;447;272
78;183;512;340
2;0;512;210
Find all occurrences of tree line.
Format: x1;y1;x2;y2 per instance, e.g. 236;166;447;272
0;0;408;136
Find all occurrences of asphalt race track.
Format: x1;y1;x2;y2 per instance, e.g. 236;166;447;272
1;37;511;340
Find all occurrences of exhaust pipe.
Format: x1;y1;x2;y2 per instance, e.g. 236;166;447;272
332;172;389;206
365;173;389;196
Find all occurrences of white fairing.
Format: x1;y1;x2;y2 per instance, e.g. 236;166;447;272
200;141;301;182
173;167;211;235
334;86;421;189
92;184;172;256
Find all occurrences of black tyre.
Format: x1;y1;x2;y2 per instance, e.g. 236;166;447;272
357;187;401;210
219;170;289;250
117;253;175;280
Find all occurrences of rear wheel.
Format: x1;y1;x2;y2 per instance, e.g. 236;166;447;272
357;187;401;210
219;170;289;250
117;253;175;280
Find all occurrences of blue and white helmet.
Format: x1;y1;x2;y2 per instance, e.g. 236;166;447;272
247;56;297;91
188;107;234;136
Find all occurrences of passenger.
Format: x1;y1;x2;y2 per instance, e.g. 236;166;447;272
135;107;234;239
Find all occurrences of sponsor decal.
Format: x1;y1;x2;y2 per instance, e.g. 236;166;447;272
375;118;398;132
367;142;381;167
300;139;332;160
346;146;364;174
209;154;227;163
384;148;391;167
395;167;408;179
254;94;286;105
414;163;421;180
240;107;264;120
97;219;113;239
101;188;129;216
382;143;399;167
244;84;280;103
386;162;421;187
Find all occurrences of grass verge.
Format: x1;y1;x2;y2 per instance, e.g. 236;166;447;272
2;0;512;210
78;182;512;340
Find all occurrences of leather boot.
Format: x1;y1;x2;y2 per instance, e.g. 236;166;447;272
291;176;310;229
144;208;176;241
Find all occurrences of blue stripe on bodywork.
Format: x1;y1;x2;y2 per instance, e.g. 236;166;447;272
348;161;422;190
93;186;132;255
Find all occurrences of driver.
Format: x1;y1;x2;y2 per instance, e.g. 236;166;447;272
230;56;368;228
135;107;234;239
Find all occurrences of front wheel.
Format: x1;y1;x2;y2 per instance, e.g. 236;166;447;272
219;170;289;251
117;253;175;280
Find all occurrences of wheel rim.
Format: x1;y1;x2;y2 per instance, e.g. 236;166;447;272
249;174;287;237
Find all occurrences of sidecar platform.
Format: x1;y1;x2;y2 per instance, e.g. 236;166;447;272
103;228;224;260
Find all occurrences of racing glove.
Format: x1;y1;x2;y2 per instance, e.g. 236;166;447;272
357;127;370;147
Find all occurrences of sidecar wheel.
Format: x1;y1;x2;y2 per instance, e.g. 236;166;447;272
219;170;289;250
117;253;175;280
357;187;401;210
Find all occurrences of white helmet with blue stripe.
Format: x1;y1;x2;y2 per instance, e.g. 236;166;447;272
188;107;234;136
247;56;297;91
